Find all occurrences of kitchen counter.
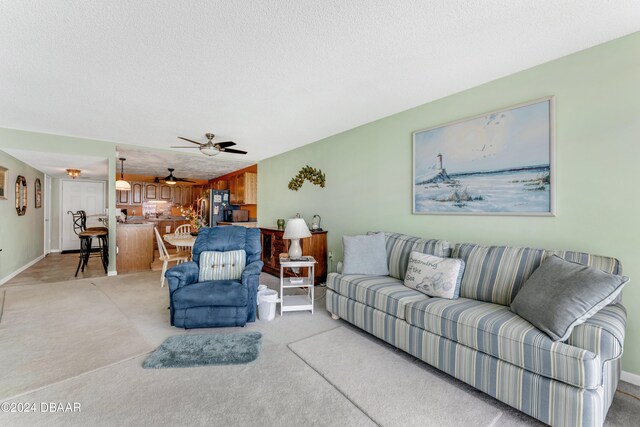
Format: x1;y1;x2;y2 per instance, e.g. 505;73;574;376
116;223;154;273
217;221;258;228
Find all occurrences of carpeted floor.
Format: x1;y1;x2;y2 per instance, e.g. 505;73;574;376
0;269;638;426
289;326;502;426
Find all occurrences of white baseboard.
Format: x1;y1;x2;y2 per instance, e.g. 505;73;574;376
107;270;118;277
621;370;640;386
0;254;46;286
49;249;61;254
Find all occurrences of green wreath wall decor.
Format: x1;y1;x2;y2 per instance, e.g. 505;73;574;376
288;166;326;191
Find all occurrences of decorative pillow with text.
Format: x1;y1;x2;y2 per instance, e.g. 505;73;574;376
404;251;465;299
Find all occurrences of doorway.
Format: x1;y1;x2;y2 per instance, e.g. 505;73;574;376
61;179;106;251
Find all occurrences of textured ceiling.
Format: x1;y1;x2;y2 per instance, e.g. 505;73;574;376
3;149;108;180
1;1;639;162
116;148;253;180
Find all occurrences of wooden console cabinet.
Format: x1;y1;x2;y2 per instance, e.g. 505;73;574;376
260;227;327;283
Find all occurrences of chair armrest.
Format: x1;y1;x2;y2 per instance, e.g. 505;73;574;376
166;261;199;293
242;260;264;322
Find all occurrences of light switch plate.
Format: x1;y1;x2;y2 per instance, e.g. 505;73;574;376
166;225;171;233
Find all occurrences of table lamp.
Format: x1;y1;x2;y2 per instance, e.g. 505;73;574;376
283;218;312;260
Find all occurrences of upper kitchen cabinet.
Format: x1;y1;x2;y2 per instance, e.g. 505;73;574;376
160;184;173;200
131;182;143;205
212;180;228;190
145;183;158;200
117;188;130;204
181;186;192;206
172;186;183;205
229;172;257;205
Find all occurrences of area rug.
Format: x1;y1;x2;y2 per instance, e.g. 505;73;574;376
288;326;503;427
143;332;262;368
0;280;153;400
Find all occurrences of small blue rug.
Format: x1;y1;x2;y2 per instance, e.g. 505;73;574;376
143;332;262;369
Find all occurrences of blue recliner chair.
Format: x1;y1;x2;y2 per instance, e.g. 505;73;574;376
165;226;263;328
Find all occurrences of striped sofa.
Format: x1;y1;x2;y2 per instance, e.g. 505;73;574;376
326;233;626;427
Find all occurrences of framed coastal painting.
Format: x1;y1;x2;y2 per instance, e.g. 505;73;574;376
0;166;7;200
413;97;554;216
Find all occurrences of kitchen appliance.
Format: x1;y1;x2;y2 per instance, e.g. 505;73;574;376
207;189;229;226
224;209;249;222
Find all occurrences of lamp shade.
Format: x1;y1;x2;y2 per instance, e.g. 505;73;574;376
115;180;131;191
283;218;312;240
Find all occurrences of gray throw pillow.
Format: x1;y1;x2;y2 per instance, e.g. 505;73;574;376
511;255;628;341
342;233;389;276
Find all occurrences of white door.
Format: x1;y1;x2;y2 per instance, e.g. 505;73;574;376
44;174;51;254
61;180;106;251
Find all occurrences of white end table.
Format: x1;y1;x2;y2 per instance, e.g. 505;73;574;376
279;256;316;315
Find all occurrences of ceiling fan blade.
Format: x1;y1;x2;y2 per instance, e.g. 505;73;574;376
175;178;196;183
171;146;201;148
215;141;236;148
220;148;248;155
177;137;204;146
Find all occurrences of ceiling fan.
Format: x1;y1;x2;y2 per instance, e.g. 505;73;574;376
154;168;195;185
171;133;247;156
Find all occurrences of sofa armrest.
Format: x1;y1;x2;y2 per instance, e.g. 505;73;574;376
242;260;264;322
166;261;199;293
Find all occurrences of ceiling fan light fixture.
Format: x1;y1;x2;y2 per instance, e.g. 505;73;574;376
166;179;177;185
199;144;220;156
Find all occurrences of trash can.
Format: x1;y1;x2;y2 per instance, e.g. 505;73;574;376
257;288;279;321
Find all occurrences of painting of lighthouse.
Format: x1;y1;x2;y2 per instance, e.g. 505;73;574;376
413;97;554;215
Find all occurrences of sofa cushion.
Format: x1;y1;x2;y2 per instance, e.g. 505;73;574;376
510;255;628;341
342;233;389;275
370;232;451;281
453;243;623;306
172;280;247;309
405;297;603;389
326;272;428;320
404;252;465;299
198;250;246;282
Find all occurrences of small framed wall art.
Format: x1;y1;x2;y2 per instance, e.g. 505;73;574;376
0;166;7;200
35;178;42;208
413;97;554;216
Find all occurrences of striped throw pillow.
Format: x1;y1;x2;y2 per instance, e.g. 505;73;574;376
198;250;246;282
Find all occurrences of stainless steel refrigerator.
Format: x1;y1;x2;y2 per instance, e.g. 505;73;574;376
208;190;229;226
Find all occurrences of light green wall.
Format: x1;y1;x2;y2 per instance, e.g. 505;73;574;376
50;177;61;252
258;32;640;374
0;150;45;282
0;128;117;273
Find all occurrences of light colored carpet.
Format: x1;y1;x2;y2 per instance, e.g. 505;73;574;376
289;326;503;426
0;269;638;426
0;279;153;400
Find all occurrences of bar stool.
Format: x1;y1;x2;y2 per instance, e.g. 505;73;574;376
67;211;109;276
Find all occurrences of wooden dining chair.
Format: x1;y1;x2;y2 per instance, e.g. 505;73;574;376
154;227;190;288
173;224;193;258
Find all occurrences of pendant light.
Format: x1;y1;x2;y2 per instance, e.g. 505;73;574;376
115;158;131;191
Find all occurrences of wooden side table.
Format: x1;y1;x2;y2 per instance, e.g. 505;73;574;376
279;256;316;315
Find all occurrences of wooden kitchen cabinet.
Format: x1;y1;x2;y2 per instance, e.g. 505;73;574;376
145;183;158;200
116;224;154;273
160;184;173;200
172;186;183;205
117;188;130;204
213;180;228;190
182;186;192;207
230;172;257;205
131;182;143;205
260;227;327;283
